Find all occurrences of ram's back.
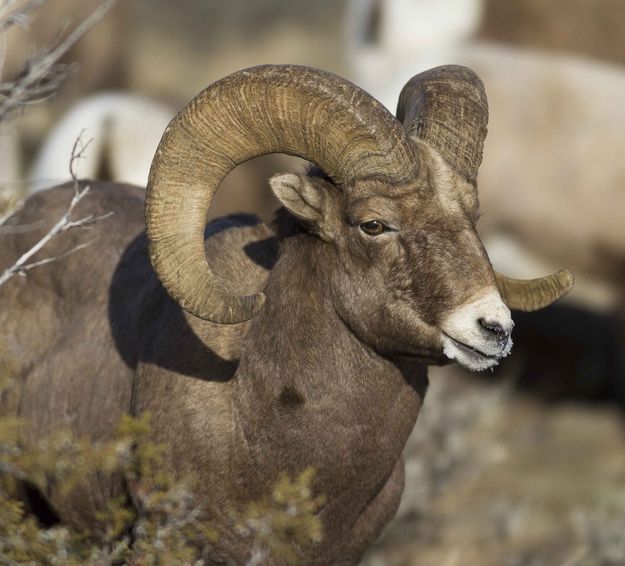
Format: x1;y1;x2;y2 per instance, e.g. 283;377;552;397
0;182;277;441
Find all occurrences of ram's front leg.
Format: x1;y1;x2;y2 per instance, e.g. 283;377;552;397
332;457;406;565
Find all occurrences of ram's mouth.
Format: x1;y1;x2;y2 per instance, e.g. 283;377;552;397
443;333;495;358
441;332;504;372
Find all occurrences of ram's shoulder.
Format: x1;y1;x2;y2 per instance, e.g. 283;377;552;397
204;214;278;295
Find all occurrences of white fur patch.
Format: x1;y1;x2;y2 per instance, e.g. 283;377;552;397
441;289;513;371
442;334;512;372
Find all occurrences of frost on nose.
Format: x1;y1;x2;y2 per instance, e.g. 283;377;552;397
441;289;514;371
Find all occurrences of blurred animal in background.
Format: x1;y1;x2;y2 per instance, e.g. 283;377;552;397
345;0;484;79
0;0;130;224
28;92;175;193
0;125;22;223
0;0;300;227
0;92;174;224
0;64;572;563
480;0;625;67
3;90;288;227
345;0;625;403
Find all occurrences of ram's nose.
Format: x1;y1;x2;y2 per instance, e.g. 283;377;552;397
441;289;514;371
479;318;512;349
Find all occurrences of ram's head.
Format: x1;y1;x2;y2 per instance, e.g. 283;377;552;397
146;64;573;371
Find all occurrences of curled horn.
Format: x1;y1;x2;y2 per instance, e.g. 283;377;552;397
396;64;574;309
146;64;418;324
396;64;488;183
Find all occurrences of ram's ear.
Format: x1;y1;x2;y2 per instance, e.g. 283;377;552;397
269;173;334;239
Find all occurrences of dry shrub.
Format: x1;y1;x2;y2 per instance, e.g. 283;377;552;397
0;373;324;564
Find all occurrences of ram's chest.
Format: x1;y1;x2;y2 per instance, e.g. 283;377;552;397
236;364;425;504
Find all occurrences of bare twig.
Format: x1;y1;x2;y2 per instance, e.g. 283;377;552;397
0;134;112;287
0;0;118;120
0;0;49;34
11;240;94;272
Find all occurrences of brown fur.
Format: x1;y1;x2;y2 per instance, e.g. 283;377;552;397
0;139;496;563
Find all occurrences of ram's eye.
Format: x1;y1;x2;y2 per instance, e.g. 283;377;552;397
360;220;386;236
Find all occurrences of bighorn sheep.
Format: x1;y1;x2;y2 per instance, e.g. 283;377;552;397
1;90;287;226
0;125;21;223
28;92;175;193
25;92;290;223
345;0;625;311
0;93;174;225
0;65;572;563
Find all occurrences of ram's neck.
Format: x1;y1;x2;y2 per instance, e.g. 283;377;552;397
233;233;427;502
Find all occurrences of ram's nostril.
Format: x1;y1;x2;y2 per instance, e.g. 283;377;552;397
478;318;509;343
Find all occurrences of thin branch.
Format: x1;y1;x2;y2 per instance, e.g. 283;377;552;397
0;185;93;285
0;0;18;13
0;0;48;34
0;0;22;25
0;133;113;287
69;131;92;185
13;240;94;274
0;0;24;15
0;0;118;120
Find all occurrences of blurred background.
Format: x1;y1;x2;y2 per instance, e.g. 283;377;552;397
2;0;625;563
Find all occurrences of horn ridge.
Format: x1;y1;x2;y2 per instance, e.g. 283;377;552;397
396;64;488;183
495;269;575;312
